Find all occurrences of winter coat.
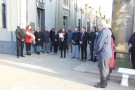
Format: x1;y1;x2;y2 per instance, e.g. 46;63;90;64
79;32;88;46
72;32;80;45
25;29;33;43
52;33;59;46
59;33;68;50
16;26;25;42
109;38;115;72
67;30;73;42
43;31;50;43
34;31;43;46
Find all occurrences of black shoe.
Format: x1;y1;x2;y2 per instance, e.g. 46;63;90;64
77;57;79;60
88;59;93;61
17;56;19;58
72;57;75;59
27;52;29;55
21;55;25;57
94;84;106;88
37;52;40;54
79;59;83;61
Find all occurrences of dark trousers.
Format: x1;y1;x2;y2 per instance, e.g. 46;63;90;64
17;41;24;57
54;44;58;53
81;46;87;60
60;46;66;58
131;52;135;69
90;44;94;60
26;43;31;53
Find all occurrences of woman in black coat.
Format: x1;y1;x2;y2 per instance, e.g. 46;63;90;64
34;27;43;54
59;27;68;58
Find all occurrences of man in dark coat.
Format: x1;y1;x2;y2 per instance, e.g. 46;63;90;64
34;27;43;54
49;28;55;52
79;27;88;61
88;26;98;62
15;24;26;58
43;27;50;53
67;27;73;53
128;32;135;69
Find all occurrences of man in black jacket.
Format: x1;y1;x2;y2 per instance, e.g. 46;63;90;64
15;24;25;58
88;26;98;62
128;32;135;69
34;27;44;54
79;27;88;61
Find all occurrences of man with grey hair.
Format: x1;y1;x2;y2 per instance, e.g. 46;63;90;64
94;19;112;88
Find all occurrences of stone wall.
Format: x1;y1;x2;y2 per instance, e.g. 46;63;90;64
112;0;135;51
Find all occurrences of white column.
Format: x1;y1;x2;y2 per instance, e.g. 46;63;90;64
0;0;2;28
20;0;26;28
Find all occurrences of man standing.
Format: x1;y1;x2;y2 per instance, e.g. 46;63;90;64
43;27;50;53
79;27;88;61
67;27;73;53
72;27;80;59
94;19;112;88
15;23;25;58
34;27;43;54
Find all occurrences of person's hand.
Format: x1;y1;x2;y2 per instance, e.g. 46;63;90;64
38;39;40;41
72;40;75;43
22;38;24;41
55;39;57;41
129;44;132;48
80;41;83;44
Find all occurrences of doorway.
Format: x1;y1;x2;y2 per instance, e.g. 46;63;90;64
37;8;45;31
63;16;68;30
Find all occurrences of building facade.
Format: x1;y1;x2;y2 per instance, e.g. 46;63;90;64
0;0;100;54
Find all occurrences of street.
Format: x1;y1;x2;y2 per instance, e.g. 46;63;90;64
0;53;135;90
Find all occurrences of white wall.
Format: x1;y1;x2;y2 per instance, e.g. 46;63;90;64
28;0;37;29
45;0;56;31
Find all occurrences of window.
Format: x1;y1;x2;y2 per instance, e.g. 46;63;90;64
2;3;6;28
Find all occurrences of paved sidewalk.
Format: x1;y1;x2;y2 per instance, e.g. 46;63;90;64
0;53;135;90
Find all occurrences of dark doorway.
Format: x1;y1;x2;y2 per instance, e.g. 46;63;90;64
2;3;6;28
63;16;68;30
37;8;45;31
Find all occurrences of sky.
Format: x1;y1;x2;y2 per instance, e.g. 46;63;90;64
78;0;113;20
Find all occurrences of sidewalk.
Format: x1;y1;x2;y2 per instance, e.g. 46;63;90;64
0;53;135;90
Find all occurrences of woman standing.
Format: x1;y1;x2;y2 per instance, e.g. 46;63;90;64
34;27;43;54
25;25;34;55
59;27;68;58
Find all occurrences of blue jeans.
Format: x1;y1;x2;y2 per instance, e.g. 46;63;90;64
44;42;50;53
36;45;41;53
73;45;79;58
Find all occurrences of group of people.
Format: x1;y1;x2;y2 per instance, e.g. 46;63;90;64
16;24;99;61
16;19;116;88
